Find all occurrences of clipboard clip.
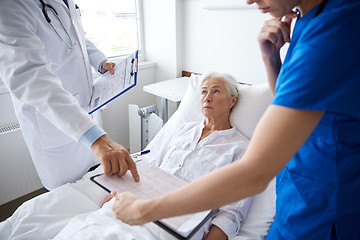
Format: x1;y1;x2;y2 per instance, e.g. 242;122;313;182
130;57;138;76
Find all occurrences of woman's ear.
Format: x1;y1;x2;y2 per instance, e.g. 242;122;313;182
231;96;238;108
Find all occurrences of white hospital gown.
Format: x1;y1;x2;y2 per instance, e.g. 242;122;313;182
54;121;251;240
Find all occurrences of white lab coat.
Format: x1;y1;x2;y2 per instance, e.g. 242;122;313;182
0;0;107;189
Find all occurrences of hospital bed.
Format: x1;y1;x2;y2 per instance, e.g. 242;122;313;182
0;74;275;240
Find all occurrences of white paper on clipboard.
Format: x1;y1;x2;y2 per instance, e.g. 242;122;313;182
90;161;216;240
88;50;138;114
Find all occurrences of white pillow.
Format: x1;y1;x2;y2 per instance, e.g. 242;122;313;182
167;73;274;139
146;74;276;239
231;82;274;139
234;178;276;240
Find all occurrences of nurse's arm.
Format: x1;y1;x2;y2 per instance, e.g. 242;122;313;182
112;105;324;225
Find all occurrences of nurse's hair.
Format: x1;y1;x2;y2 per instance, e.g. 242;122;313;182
200;71;240;102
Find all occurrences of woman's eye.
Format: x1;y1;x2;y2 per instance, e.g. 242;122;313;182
201;91;207;95
214;90;220;93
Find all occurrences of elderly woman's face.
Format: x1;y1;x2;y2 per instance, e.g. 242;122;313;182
200;77;237;119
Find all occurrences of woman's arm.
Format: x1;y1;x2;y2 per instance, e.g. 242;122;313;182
112;105;324;225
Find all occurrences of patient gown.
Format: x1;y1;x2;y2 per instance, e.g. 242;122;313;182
53;121;251;240
268;0;360;239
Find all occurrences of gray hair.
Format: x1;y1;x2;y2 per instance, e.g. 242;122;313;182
200;72;239;100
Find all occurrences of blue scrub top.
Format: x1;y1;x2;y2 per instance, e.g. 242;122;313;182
268;0;360;239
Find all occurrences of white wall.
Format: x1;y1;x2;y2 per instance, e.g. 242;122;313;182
142;0;181;81
182;0;272;84
0;92;42;205
142;0;288;85
101;63;157;150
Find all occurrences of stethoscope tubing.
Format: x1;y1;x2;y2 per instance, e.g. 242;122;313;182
39;0;76;49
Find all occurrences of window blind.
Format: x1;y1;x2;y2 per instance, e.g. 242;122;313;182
76;0;140;58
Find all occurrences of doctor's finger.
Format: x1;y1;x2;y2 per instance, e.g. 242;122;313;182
117;155;129;177
102;158;112;175
126;156;140;182
109;156;120;175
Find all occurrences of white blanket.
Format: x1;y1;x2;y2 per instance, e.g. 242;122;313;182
53;199;184;240
0;168;107;240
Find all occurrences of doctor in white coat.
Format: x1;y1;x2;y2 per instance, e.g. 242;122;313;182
0;0;139;190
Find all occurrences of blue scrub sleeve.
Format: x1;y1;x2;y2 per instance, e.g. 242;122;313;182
272;0;360;119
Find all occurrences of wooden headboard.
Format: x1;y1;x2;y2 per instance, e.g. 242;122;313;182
182;70;201;77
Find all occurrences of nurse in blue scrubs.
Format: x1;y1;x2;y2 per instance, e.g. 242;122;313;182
111;0;360;239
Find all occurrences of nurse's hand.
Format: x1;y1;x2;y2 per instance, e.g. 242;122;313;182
257;11;297;60
91;135;140;181
101;60;116;75
112;192;154;225
257;11;297;93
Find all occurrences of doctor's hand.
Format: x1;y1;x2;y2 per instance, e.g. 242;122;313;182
91;135;140;181
101;60;116;75
112;192;155;226
257;11;297;60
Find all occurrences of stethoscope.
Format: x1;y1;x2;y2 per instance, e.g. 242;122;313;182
39;0;76;49
296;0;329;20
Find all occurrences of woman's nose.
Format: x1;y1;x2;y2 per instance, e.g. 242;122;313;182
204;93;212;102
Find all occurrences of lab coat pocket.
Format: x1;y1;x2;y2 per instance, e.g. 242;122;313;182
35;111;75;150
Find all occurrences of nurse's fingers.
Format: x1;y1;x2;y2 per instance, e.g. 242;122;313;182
101;192;116;208
257;16;294;56
112;192;147;225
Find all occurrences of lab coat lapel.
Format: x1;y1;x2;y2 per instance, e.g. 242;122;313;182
50;0;93;95
67;0;93;93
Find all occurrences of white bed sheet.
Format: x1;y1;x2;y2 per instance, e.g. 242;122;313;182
0;167;106;240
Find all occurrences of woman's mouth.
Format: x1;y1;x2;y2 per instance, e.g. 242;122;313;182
259;7;270;13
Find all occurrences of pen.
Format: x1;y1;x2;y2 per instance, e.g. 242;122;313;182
130;150;150;158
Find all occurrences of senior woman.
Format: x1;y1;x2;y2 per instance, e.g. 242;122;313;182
45;72;251;240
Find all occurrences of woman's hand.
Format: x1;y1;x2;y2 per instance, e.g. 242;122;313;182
112;192;154;225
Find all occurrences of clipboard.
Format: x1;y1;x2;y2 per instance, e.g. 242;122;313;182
90;161;217;240
88;50;139;114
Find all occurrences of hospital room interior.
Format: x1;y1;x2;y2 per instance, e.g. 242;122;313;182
0;0;287;239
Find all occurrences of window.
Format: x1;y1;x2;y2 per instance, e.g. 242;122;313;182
76;0;143;58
